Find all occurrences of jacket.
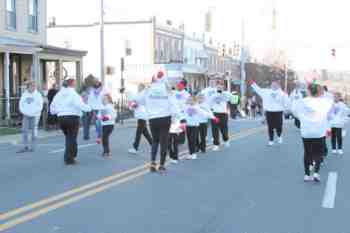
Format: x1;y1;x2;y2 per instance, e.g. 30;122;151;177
19;90;44;117
251;83;289;112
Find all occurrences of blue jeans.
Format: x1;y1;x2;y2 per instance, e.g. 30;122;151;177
82;110;101;139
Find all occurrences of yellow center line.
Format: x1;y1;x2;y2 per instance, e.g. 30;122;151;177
0;126;265;232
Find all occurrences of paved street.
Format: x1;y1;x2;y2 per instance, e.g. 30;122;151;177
0;119;349;233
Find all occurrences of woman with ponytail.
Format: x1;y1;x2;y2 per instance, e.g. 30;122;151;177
292;83;333;182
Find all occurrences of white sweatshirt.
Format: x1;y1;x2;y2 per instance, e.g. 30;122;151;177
50;87;91;117
87;87;106;110
98;103;117;126
292;97;333;138
209;91;232;114
183;105;215;127
251;83;289;112
198;102;213;123
137;81;180;120
19;90;44;117
329;102;350;128
201;87;217;106
130;90;148;120
174;89;191;112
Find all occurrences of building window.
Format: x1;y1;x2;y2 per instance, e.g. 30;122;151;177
28;0;38;32
6;0;16;30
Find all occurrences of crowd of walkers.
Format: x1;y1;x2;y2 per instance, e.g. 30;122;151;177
15;71;349;181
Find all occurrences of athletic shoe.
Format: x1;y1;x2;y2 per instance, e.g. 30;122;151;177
191;154;198;160
304;175;313;182
309;164;314;173
16;147;29;154
338;149;344;155
268;141;274;146
150;162;157;172
278;137;283;144
128;148;138;154
158;166;166;175
332;149;337;154
224;141;230;148
313;173;321;182
170;159;179;164
212;145;220;151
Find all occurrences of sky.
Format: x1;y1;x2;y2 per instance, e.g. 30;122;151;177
47;0;350;71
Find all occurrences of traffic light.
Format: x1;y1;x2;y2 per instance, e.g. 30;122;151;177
331;48;336;57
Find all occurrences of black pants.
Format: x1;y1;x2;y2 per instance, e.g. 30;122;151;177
265;111;283;141
303;138;324;175
187;126;199;155
331;128;343;150
211;113;229;146
102;125;114;153
58;116;80;163
322;136;328;158
149;116;171;166
197;123;208;153
133;119;153;150
168;133;180;160
294;117;300;129
229;104;238;119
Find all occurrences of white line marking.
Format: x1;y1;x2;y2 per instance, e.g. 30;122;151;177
49;143;96;154
322;172;338;209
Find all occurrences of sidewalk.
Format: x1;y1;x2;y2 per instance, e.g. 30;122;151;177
0;118;137;144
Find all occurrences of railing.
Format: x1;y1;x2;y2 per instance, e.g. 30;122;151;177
0;96;21;126
115;95;134;124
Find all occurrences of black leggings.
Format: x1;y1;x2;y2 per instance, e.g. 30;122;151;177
197;123;208;153
187;126;199;155
149;116;171;166
265;111;283;141
302;138;324;175
133;119;153;150
102;125;114;153
58;116;80;163
331;128;343;150
168;133;180;160
211;113;229;146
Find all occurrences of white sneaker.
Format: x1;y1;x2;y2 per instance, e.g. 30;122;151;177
224;141;230;148
128;148;138;154
268;141;274;146
170;159;179;164
212;145;220;151
278;137;283;144
313;173;321;182
332;149;337;154
185;154;192;160
191;154;198;160
304;175;313;182
338;149;344;155
309;165;314;173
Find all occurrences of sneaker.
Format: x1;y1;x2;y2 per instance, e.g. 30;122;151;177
268;141;274;146
309;164;314;173
338;149;344;155
150;162;157;172
304;175;313;182
278;137;283;144
191;154;198;160
170;159;179;164
212;145;220;151
185;154;193;160
313;173;321;182
128;148;138;154
224;141;230;148
332;149;337;154
158;166;166;175
16;147;29;154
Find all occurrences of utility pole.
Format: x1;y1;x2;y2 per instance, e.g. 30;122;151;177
240;18;246;97
100;0;106;85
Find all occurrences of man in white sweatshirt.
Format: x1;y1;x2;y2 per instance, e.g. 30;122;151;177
17;81;44;153
249;80;289;146
50;77;91;165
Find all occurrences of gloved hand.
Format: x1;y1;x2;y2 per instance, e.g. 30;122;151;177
179;123;187;132
248;80;256;86
128;101;138;109
102;115;110;122
326;129;332;138
213;117;220;124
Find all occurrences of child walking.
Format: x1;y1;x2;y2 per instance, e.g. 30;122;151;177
329;93;349;155
292;83;333;182
184;95;217;160
99;94;116;157
168;119;186;164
